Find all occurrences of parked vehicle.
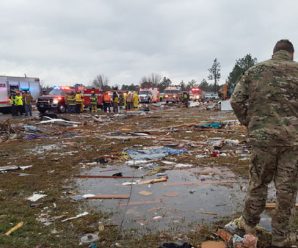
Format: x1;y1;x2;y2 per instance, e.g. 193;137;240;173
0;76;41;113
37;86;73;113
139;89;152;103
189;87;202;101
139;88;160;103
37;86;103;113
204;92;219;100
163;87;181;103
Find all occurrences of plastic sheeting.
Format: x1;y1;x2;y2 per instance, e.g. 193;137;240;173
125;147;187;160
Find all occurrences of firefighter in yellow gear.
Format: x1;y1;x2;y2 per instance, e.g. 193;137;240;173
90;92;98;113
133;91;139;109
66;92;76;113
75;92;84;113
123;92;127;110
15;91;23;116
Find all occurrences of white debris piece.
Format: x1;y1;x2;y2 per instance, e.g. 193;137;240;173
61;211;89;222
27;193;47;202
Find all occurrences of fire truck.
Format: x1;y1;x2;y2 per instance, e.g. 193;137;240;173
163;86;181;103
0;76;41;113
189;87;202;101
37;85;103;113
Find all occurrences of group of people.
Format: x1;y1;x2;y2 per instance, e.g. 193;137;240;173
65;91;84;113
64;90;140;114
10;91;33;117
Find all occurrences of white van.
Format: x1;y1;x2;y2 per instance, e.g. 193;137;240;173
0;76;41;113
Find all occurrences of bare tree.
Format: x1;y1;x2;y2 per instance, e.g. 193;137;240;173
208;58;221;91
140;73;161;88
92;74;109;89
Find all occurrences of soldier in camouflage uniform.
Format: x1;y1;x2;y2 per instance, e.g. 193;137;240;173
230;39;298;247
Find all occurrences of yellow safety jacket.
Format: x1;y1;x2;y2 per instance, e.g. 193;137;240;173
75;93;83;103
15;95;23;106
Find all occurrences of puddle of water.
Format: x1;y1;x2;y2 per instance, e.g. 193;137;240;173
76;165;295;233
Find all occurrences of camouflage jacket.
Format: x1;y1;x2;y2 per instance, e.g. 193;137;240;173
231;50;298;147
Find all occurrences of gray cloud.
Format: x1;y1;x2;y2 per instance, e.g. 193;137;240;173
0;0;297;86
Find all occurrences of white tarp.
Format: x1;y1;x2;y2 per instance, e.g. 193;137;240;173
221;100;233;111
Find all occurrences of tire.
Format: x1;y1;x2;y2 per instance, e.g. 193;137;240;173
58;104;66;113
38;109;46;114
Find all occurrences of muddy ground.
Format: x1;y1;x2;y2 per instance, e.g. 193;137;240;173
0;104;297;248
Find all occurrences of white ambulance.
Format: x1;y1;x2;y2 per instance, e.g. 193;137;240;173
0;76;41;113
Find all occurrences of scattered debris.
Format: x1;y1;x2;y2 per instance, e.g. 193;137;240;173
138;176;168;185
139;191;153;196
125;147;187;160
61;211;89;222
80;233;99;245
4;221;24;236
84;194;130;200
174;163;193;168
0;165;32;173
27;193;47;202
201;241;226;248
265;202;298;209
159;242;193;248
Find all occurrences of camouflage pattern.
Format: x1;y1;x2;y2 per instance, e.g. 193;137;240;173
243;146;297;243
231;50;298;245
231;50;298;147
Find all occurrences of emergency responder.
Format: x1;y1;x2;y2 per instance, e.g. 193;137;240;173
133;91;139;109
15;91;23;116
126;91;133;110
23;91;33;117
90;91;98;113
103;91;111;113
10;92;17;116
228;39;298;248
112;91;119;113
182;91;190;108
66;91;76;113
123;92;127;110
75;91;83;113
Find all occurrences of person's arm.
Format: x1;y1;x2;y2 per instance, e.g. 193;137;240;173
230;73;249;126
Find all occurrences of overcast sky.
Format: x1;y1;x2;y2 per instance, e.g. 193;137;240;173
0;0;297;86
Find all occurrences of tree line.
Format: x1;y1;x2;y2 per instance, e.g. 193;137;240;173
41;54;257;94
92;54;257;94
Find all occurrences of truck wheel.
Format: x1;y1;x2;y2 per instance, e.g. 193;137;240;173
58;104;66;113
38;109;46;114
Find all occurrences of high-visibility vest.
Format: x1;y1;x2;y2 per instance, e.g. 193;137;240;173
15;95;23;106
90;95;97;104
103;93;111;103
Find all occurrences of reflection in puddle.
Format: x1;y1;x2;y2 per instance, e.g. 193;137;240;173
76;165;282;233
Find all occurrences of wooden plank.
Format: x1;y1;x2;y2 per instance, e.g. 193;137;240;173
85;194;129;200
138;177;168;185
75;175;142;179
265;202;298;209
5;222;24;236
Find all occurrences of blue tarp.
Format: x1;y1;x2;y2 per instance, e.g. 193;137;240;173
197;122;223;129
126;147;187;160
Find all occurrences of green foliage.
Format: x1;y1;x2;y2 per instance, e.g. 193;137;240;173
227;54;257;90
121;84;139;91
180;80;186;91
199;79;214;92
158;77;172;91
186;79;197;90
208;58;221;89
